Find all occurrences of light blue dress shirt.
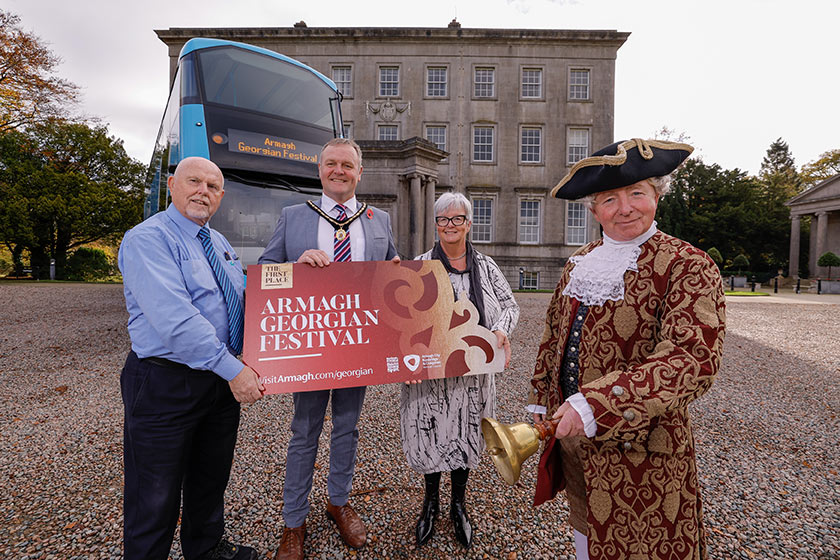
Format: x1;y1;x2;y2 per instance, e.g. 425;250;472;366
118;204;245;381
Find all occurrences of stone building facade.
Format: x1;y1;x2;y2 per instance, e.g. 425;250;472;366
786;173;840;279
155;22;629;288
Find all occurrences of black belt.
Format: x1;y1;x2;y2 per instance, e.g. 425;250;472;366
141;355;189;369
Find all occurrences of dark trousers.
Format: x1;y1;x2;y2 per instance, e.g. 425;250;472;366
121;351;240;560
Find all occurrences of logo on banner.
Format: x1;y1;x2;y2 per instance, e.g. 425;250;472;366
403;354;421;372
261;264;293;289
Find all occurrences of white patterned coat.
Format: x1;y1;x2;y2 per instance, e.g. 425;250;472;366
399;249;519;474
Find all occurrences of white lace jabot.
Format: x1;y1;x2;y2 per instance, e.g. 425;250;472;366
562;222;658;307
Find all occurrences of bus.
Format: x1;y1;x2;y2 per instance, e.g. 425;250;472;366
144;38;344;263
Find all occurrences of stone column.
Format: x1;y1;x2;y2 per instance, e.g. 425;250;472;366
815;212;829;276
789;215;801;278
409;174;423;258
425;176;437;249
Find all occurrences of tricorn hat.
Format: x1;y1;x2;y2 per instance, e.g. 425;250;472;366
550;138;694;200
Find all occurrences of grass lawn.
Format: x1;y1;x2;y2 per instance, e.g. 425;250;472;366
725;290;770;297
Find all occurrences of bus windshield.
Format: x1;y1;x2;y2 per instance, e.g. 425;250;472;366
198;46;336;129
143;39;342;265
211;176;320;264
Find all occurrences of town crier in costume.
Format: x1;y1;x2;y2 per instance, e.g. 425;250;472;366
528;138;726;560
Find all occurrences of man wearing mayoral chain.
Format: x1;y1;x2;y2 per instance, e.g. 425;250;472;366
529;139;726;560
259;138;399;560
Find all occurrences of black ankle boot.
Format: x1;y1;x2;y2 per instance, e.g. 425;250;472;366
450;469;472;548
415;493;439;546
415;473;440;547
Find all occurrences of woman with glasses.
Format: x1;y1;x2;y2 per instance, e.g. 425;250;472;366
399;192;519;549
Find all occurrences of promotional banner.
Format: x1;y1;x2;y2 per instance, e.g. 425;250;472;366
243;260;505;394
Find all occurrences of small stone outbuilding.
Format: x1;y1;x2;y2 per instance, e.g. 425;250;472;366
786;173;840;279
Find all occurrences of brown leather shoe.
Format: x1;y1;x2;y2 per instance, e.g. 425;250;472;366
273;523;306;560
325;501;367;549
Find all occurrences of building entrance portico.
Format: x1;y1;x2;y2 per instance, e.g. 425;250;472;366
786;173;840;279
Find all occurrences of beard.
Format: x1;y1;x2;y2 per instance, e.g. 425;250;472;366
185;198;212;223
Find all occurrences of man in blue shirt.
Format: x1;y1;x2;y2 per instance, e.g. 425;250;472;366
119;156;263;560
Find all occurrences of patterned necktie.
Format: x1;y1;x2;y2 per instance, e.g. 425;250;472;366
333;204;352;262
197;227;244;355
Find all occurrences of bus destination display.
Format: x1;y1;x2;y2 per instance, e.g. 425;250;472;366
228;129;321;164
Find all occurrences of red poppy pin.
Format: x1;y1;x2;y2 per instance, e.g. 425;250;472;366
366;208;374;219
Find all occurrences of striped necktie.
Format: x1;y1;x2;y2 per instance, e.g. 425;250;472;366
197;227;244;355
334;204;352;262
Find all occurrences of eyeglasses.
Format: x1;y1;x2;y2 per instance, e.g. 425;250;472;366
435;215;468;226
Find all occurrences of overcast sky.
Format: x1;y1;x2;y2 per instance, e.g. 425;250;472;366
5;0;837;176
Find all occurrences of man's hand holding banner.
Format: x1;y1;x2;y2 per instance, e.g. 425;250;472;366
243;260;505;394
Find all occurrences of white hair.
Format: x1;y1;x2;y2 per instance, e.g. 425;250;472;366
435;192;472;221
579;175;672;210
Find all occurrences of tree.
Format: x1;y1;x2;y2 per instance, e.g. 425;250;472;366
0;120;145;279
65;246;112;281
657;140;811;276
755;138;804;271
817;251;840;280
0;128;39;276
652;125;692;144
656;154;802;275
731;254;750;275
759;137;802;199
0;10;79;132
657;159;759;261
707;247;723;268
800;149;840;189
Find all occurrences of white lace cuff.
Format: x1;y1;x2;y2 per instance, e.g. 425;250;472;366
566;392;597;438
525;404;547;415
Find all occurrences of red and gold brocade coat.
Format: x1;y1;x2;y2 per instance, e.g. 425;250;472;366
529;231;726;560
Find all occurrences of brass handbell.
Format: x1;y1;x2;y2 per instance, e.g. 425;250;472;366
481;416;560;485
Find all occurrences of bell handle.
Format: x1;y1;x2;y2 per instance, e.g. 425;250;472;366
533;415;562;440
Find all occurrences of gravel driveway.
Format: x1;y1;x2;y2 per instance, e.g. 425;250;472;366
0;284;837;559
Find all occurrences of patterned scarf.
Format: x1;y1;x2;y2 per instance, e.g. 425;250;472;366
431;240;488;328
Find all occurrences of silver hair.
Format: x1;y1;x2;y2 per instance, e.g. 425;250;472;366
578;175;672;210
320;137;363;167
434;192;472;222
